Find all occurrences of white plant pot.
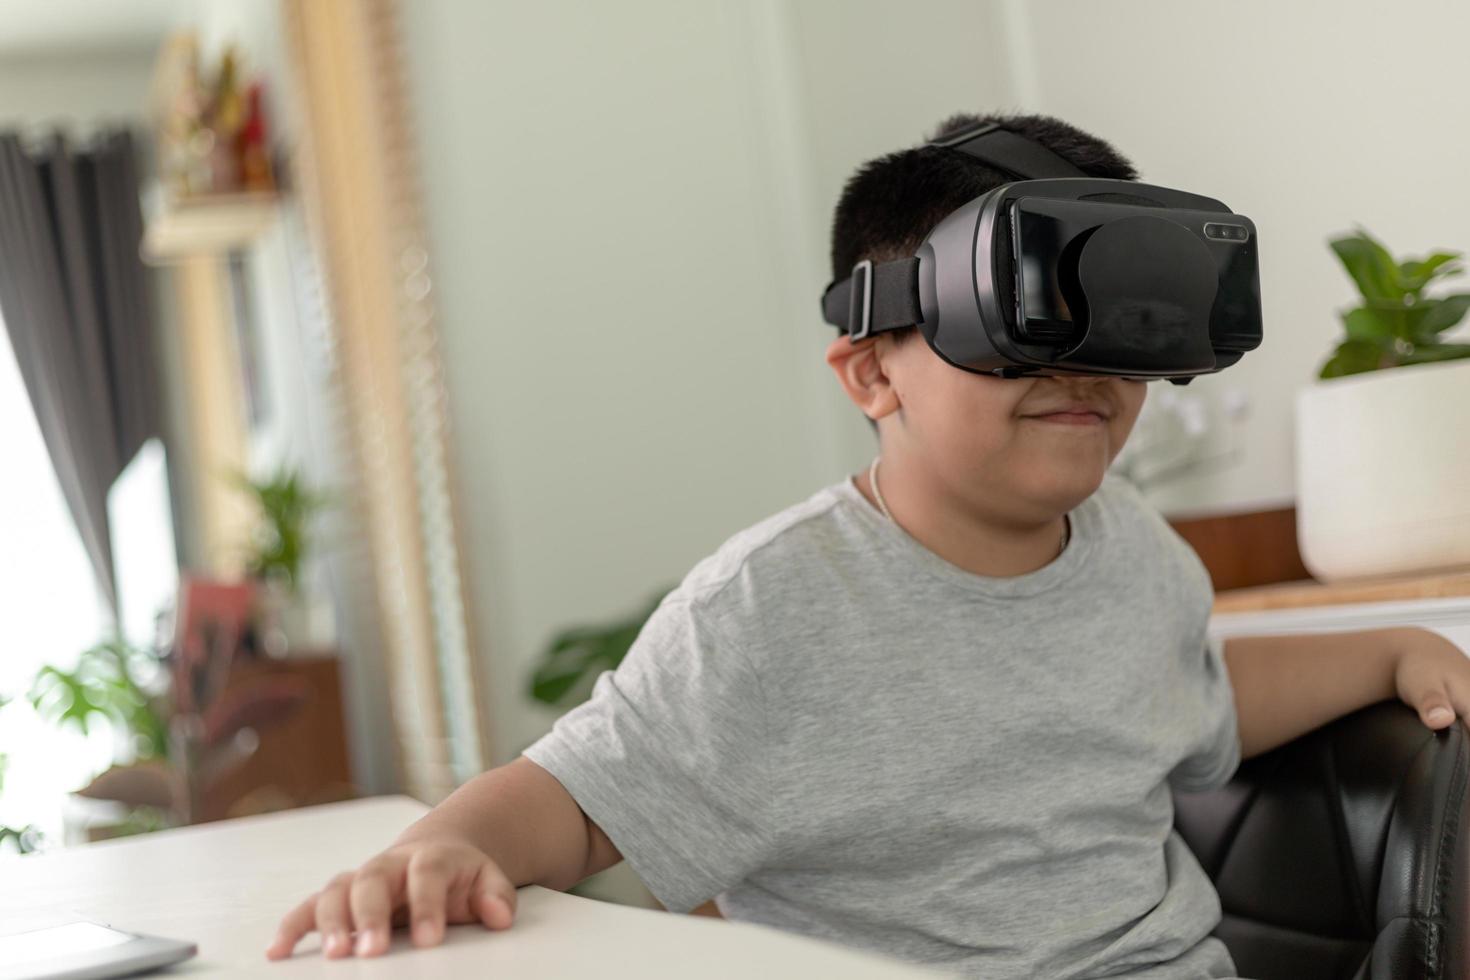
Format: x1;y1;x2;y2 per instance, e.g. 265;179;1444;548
1295;357;1470;582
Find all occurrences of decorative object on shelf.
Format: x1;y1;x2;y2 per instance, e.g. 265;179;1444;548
151;35;277;201
142;34;283;264
1297;228;1470;581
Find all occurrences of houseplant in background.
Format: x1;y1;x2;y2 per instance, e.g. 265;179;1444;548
1296;227;1470;581
26;637;173;841
231;465;335;656
5;627;310;844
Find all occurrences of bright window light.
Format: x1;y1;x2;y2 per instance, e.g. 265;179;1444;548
0;315;115;846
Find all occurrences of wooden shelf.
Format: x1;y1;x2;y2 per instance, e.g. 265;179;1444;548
1214;569;1470;614
142;191;280;263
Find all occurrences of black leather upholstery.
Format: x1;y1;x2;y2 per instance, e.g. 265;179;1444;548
1173;701;1470;980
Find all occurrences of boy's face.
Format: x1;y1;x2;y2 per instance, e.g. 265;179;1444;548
827;332;1148;520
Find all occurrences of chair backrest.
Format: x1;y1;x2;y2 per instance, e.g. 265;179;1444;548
1173;701;1470;980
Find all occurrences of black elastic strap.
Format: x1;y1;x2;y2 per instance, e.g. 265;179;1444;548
820;124;1085;340
929;121;1089;180
820;257;921;339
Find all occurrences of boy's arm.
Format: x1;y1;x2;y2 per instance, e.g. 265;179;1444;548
268;756;621;959
393;756;622;889
1224;626;1470;759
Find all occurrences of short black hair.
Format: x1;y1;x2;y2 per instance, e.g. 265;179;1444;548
829;111;1139;358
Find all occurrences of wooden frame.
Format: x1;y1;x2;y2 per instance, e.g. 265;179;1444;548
280;0;490;800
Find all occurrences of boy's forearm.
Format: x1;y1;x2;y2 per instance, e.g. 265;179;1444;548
390;756;596;891
1223;627;1413;759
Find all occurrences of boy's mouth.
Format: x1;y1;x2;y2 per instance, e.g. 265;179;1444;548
1027;411;1105;425
1020;400;1112;425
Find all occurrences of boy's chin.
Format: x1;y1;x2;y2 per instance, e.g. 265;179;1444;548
1012;461;1110;512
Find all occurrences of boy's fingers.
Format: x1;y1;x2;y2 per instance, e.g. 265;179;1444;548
1418;688;1456;728
314;878;355;958
406;854;450;947
265;896;319;960
349;870;397;956
469;863;517;930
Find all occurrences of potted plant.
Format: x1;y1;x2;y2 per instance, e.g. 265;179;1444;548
231;466;335;655
6;632;310;843
1295;227;1470;581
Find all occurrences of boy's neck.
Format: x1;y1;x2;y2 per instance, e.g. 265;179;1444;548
854;458;1071;578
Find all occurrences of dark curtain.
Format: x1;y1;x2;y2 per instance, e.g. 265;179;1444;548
0;128;161;613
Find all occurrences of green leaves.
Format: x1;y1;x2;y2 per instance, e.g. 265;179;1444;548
27;639;169;760
0;824;42;854
1320;338;1386;379
229;466;331;590
1331;230;1409;304
1321;227;1470;379
1420;293;1470;335
528;590;671;708
1398;252;1464;292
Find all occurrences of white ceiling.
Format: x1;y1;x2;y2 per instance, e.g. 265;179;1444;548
0;0;191;56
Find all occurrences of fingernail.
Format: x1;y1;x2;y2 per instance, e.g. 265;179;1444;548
355;931;375;956
324;932;347;957
1430;707;1454;724
413;920;439;945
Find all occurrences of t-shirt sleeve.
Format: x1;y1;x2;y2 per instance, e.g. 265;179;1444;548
520;596;773;913
1167;633;1242;794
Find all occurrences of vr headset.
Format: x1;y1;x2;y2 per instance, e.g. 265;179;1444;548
819;123;1263;384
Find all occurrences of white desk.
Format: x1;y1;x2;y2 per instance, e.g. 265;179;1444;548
0;796;946;978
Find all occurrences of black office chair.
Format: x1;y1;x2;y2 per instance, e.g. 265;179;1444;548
1174;701;1470;980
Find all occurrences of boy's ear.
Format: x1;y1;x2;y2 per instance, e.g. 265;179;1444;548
825;334;901;423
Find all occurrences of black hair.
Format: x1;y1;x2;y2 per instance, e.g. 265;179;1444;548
828;111;1139;431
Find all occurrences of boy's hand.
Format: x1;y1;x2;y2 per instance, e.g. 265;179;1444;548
1394;628;1470;731
265;837;517;960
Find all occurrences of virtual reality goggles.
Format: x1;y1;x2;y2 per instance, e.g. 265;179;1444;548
820;123;1263;384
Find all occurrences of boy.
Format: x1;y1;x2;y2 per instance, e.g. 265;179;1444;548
267;112;1470;978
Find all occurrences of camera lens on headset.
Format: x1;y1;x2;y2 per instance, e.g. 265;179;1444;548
1203;222;1249;243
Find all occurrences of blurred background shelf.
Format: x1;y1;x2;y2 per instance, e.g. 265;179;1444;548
142;190;279;262
1214;570;1470;615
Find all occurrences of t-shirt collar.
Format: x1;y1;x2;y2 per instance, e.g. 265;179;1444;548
829;474;1100;599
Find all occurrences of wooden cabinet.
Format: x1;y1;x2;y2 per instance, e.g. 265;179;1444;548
198;654;356;823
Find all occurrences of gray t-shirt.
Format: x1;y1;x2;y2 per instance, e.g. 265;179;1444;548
522;471;1243;979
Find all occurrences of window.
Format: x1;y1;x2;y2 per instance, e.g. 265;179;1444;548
0;317;114;846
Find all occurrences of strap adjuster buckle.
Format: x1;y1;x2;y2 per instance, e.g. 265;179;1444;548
848;259;874;341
